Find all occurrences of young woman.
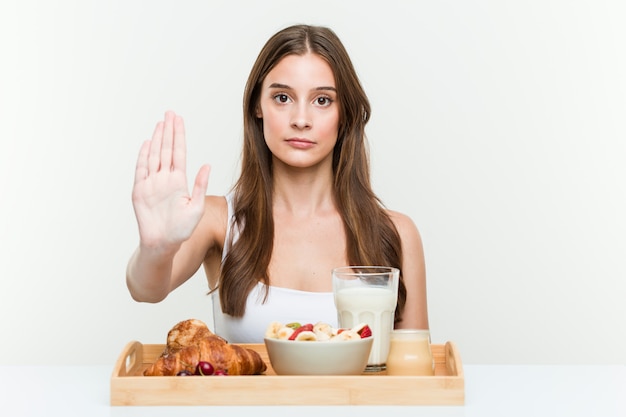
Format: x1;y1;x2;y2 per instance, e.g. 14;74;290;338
127;24;428;342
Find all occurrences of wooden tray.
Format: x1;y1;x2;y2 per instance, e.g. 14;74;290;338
111;341;464;406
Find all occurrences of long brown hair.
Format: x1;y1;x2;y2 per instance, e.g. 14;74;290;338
218;25;406;323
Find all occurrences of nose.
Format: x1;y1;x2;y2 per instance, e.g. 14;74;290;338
290;103;312;130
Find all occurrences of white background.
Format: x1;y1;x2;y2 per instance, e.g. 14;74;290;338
0;0;624;366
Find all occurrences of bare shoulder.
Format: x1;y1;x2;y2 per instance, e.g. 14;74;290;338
199;195;229;245
385;209;429;329
181;194;228;258
204;195;228;222
386;209;423;246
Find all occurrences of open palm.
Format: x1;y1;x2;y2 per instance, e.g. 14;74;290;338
132;111;210;251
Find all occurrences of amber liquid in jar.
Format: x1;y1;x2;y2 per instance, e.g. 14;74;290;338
386;329;434;376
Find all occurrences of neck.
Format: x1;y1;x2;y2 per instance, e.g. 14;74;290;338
272;163;336;217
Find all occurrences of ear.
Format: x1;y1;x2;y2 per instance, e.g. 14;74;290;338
255;106;263;118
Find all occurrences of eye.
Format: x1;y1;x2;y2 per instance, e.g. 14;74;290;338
273;94;291;104
315;96;333;107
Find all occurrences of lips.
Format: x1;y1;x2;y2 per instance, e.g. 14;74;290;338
285;138;315;149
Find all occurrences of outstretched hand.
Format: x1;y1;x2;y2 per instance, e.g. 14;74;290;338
132;111;211;252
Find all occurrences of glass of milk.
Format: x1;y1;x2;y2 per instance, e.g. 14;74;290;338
332;266;399;372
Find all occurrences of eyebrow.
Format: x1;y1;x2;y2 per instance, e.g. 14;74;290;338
268;82;337;92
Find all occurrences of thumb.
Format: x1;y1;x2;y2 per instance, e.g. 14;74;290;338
190;164;211;206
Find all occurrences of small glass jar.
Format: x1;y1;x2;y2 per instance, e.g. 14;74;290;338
385;329;434;376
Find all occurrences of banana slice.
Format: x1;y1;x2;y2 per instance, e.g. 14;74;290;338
264;321;283;339
330;330;361;341
294;330;318;341
313;322;333;341
313;322;333;335
314;331;331;341
276;326;295;340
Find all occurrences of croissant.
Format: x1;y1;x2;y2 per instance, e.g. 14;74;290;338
144;319;267;376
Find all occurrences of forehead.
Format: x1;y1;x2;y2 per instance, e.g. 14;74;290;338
263;53;336;89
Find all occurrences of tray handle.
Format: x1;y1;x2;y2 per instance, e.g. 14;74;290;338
445;341;464;378
112;340;144;377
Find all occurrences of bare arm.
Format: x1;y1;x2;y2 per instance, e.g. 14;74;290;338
389;211;429;330
126;111;212;302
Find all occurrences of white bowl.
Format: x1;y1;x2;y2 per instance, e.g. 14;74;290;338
264;337;373;375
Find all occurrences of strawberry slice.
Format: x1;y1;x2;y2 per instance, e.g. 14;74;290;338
358;325;372;338
288;323;314;340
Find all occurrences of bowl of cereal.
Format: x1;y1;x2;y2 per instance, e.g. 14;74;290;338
263;321;373;375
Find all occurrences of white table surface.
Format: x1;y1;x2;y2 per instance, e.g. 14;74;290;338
1;365;624;417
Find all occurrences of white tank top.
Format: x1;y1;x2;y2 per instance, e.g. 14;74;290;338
211;194;338;343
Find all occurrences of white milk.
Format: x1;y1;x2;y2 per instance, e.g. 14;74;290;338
334;286;397;367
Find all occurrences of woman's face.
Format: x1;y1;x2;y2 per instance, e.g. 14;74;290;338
257;53;339;171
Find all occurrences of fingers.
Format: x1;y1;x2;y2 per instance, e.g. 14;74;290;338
172;114;186;172
134;140;151;184
148;120;164;174
143;111;188;178
160;111;175;171
146;111;180;175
